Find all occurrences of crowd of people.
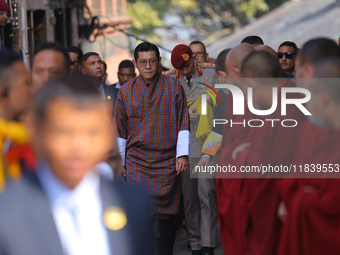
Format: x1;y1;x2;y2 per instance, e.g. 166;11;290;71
214;36;340;255
0;0;340;253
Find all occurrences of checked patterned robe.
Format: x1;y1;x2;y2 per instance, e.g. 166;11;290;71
114;71;189;214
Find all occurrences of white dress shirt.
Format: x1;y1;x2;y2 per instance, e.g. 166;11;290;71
37;164;111;255
98;84;108;115
115;82;122;89
98;84;106;99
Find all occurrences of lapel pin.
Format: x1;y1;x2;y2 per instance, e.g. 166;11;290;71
103;206;127;231
107;95;112;100
203;76;208;82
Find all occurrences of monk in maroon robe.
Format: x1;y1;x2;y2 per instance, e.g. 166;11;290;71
278;57;340;255
215;44;255;254
225;51;306;255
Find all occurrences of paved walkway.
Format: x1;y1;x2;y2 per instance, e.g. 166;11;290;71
173;235;224;255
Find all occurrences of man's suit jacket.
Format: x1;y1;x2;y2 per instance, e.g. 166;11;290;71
0;39;6;53
0;175;155;255
103;84;119;113
112;82;120;89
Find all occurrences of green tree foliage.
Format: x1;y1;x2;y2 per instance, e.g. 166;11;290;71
127;0;164;41
127;0;197;42
127;0;287;43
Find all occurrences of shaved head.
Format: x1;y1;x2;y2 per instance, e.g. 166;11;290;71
215;48;230;73
311;58;340;101
240;51;283;110
296;39;340;80
241;51;283;79
226;43;255;78
300;38;340;66
308;58;340;130
314;58;340;78
215;48;231;83
240;51;284;110
255;45;279;60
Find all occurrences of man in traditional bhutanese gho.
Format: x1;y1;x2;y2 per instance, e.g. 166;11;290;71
114;42;190;255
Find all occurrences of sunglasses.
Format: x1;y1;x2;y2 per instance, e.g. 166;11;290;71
70;59;79;65
277;52;295;59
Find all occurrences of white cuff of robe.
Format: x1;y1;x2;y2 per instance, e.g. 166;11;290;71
176;130;190;159
117;137;127;166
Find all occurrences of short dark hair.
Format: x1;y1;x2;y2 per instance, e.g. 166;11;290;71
215;48;230;72
118;60;135;69
241;51;284;78
278;41;298;52
134;42;160;61
67;45;83;61
81;52;100;65
34;42;71;70
300;38;340;65
0;50;22;68
241;36;264;45
33;75;102;122
0;50;22;89
189;41;207;53
103;61;107;72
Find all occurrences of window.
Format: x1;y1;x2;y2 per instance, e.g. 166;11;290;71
117;0;123;16
92;0;101;16
106;0;113;16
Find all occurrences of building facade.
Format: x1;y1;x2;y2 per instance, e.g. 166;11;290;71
1;0;132;83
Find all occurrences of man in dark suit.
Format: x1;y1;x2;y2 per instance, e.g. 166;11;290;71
81;52;124;178
0;76;154;255
81;52;119;112
112;60;136;89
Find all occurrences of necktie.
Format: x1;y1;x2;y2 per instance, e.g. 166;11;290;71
62;198;87;255
67;199;80;234
186;77;192;87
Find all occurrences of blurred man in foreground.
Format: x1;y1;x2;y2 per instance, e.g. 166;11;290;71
0;76;154;255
